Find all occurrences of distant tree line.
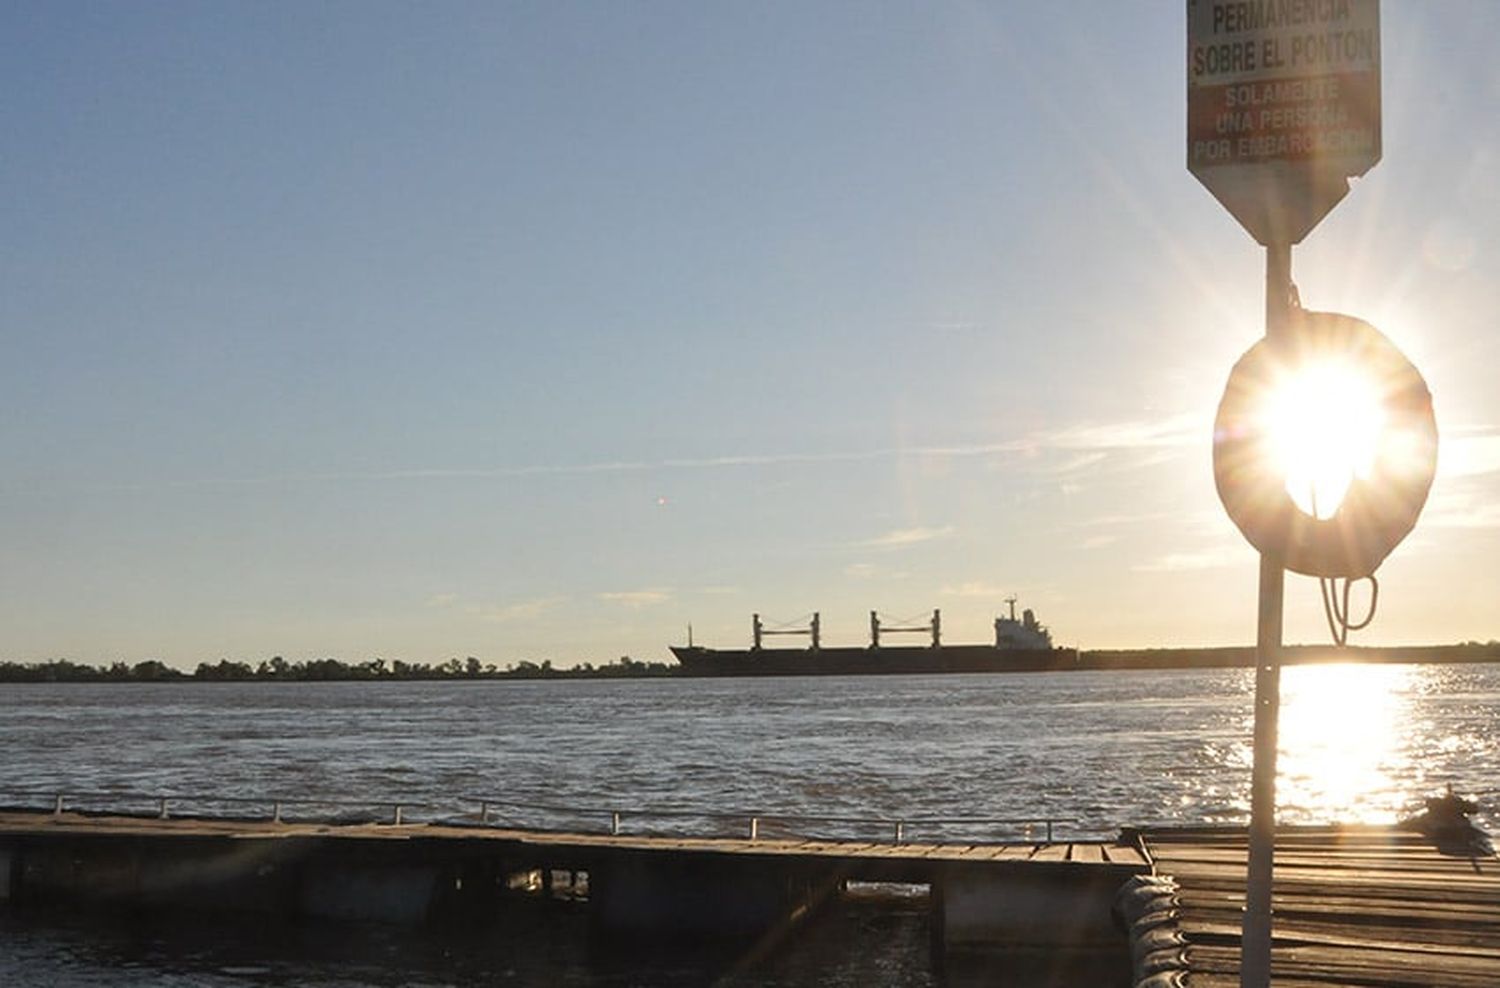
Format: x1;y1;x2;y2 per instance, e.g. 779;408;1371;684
0;655;679;684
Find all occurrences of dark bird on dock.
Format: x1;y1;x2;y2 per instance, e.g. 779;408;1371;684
1399;785;1494;868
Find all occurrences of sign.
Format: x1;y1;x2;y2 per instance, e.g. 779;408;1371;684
1188;0;1381;245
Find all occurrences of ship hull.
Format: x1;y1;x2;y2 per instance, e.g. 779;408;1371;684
669;643;1496;676
670;644;1083;677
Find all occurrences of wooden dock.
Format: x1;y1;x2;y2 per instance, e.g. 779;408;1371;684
0;808;1149;874
1142;825;1500;987
14;811;1500;984
0;807;1148;975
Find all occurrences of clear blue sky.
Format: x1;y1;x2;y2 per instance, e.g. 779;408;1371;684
4;2;1499;667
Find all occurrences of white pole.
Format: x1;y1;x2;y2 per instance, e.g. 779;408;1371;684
1241;240;1291;988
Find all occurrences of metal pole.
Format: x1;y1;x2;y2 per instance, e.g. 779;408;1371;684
1241;240;1292;988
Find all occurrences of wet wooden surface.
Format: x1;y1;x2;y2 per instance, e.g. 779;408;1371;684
0;809;1149;868
1144;825;1500;987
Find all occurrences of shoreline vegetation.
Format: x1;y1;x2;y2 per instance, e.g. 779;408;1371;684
0;655;676;683
2;642;1499;683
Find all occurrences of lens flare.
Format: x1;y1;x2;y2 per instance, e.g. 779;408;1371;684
1261;360;1385;519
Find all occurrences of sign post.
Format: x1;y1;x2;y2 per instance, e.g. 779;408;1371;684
1187;3;1382;986
1241;241;1291;988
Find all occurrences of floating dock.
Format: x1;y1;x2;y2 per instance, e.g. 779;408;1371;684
7;809;1494;984
0;806;1148;980
1143;825;1500;987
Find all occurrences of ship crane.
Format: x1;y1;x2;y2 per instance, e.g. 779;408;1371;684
752;612;820;650
870;609;941;648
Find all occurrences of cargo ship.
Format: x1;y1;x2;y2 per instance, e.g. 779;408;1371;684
670;599;1083;676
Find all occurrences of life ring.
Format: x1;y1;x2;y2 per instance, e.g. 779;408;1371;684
1212;310;1438;579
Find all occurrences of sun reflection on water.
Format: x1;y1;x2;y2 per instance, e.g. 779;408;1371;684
1276;663;1417;824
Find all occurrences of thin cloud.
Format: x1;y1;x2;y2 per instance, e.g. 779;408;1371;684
1132;547;1244;573
844;562;908;580
1439;428;1500;479
470;596;567;624
1051;452;1109;475
424;593;457;608
1420;489;1500;530
1072;511;1177;529
940;581;1012;598
855;525;956;550
598;590;673;608
34;412;1210;495
1041;412;1203;451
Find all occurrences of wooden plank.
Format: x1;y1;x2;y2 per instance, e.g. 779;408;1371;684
1191;943;1500;988
1149;826;1500;988
1100;842;1151;867
1029;843;1071;862
995;844;1038;860
966;845;1014;863
1186;920;1500;958
854;843;928;858
1070;843;1105;863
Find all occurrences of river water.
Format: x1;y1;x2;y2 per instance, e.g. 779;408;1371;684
2;664;1497;985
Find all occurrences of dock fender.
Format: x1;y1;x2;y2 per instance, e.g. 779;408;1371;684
1111;874;1179;932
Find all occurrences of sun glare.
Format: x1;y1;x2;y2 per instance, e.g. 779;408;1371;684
1277;664;1413;822
1262;360;1385;519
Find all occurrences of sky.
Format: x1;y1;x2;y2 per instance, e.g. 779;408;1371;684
3;2;1500;668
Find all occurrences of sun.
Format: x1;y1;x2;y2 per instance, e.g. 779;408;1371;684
1261;359;1386;519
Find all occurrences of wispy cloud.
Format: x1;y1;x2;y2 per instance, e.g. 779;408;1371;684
1440;428;1500;479
1041;412;1203;451
1131;547;1244;573
598;590;673;608
854;525;956;550
844;562;909;580
470;596;567;623
1420;488;1500;530
1072;511;1177;529
1054;452;1109;474
940;581;1012;598
924;321;986;334
38;412;1209;495
424;593;457;608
